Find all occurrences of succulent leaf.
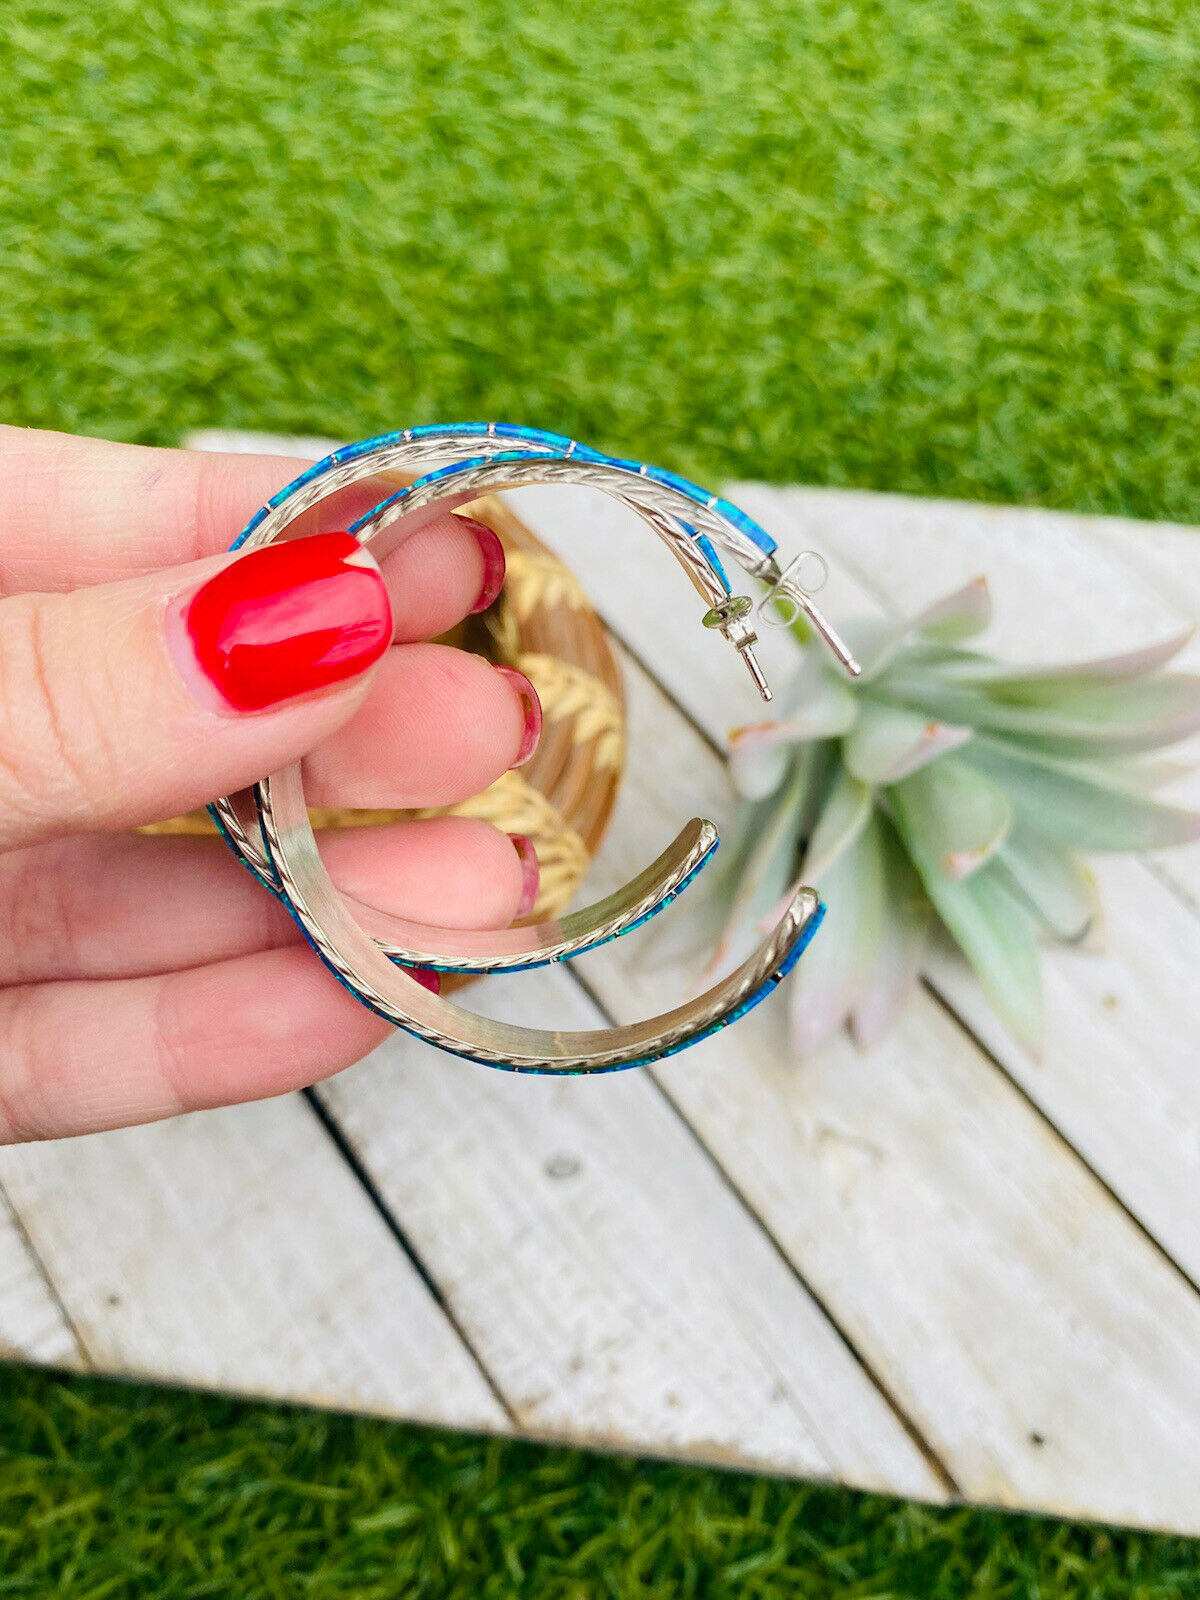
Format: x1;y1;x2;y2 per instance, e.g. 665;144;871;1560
637;809;758;975
778;650;861;733
836;617;908;683
801;766;873;879
962;738;1200;850
929;626;1194;691
639;755;817;974
843;697;972;784
890;788;1043;1054
996;826;1100;944
1110;754;1200;793
877;672;1200;757
841;577;993;682
849;818;931;1049
888;754;1013;879
788;812;887;1056
728;657;856;797
703;754;819;976
728;728;796;800
912;575;992;642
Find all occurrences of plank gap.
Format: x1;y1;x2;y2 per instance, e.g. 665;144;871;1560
916;975;1200;1308
0;1181;91;1370
1144;854;1200;924
303;1090;517;1427
562;964;960;1497
613;630;729;763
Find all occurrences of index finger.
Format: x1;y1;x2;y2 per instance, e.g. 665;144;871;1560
0;426;328;591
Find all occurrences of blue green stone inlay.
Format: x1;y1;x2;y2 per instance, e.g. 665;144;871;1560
212;424;820;1072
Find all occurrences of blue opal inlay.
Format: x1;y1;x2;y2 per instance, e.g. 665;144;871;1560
694;534;731;591
213;423;822;1074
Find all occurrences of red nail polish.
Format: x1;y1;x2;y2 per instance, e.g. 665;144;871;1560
407;966;441;994
509;833;540;918
458;517;506;614
175;533;392;712
494;666;543;767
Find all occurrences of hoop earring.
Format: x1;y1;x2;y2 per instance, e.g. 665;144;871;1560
211;425;858;1072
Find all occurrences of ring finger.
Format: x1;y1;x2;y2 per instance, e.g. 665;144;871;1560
0;818;537;986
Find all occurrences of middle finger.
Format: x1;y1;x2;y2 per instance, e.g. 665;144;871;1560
305;641;540;810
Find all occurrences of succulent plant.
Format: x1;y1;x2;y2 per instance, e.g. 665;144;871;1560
671;578;1200;1056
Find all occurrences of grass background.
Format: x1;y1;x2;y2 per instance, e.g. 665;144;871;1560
4;0;1200;1593
4;0;1200;518
5;1366;1200;1600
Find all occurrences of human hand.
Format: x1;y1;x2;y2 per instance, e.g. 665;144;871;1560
0;427;542;1142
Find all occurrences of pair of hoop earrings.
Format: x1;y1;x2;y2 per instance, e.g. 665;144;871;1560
211;425;860;1074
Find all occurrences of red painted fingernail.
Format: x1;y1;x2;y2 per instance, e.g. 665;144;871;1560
459;517;506;614
494;666;542;767
171;532;392;713
509;834;540;917
407;966;441;994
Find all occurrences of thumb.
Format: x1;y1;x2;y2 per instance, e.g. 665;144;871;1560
0;531;392;851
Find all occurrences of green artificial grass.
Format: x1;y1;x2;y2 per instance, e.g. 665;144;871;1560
3;0;1200;519
5;0;1200;1591
2;1365;1199;1600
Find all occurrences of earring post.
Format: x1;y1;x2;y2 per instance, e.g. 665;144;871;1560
754;555;863;678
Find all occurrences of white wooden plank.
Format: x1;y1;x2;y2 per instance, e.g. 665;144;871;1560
730;485;1200;1284
565;643;1200;1532
1086;512;1200;620
0;1185;82;1368
184;430;940;1495
186;428;342;462
178;433;1200;1527
319;969;941;1496
0;1098;505;1429
927;855;1200;1275
730;484;1191;665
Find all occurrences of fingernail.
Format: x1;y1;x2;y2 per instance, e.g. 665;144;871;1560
509;834;540;917
407;966;442;995
459;517;506;614
494;666;542;767
171;532;392;713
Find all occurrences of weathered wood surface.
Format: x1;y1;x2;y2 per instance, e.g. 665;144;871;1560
0;1096;505;1428
0;1189;80;1369
318;973;938;1494
509;486;1200;1531
731;483;1200;1285
3;430;1200;1534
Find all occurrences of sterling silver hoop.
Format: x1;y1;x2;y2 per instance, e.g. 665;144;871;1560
211;425;859;1073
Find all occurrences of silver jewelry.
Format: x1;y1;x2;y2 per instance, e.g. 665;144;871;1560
211;425;859;1072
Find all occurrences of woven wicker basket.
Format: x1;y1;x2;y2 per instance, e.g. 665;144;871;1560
144;495;627;946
